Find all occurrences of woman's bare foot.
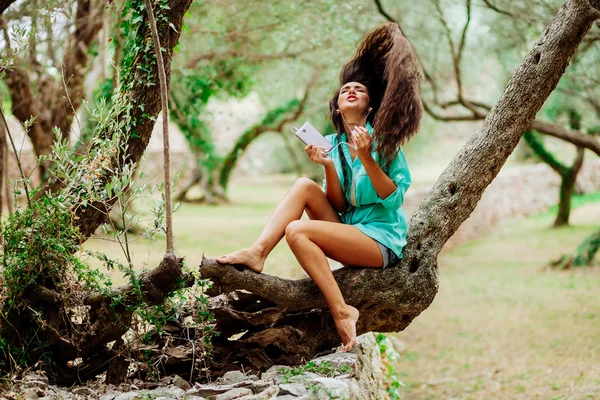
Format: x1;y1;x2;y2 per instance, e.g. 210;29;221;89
334;305;360;352
216;246;266;273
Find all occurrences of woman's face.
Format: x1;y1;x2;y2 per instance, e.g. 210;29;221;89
337;82;370;115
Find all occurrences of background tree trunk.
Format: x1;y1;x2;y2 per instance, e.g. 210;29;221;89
1;0;104;180
522;129;585;227
200;0;600;372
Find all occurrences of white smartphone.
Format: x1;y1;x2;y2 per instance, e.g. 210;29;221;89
293;122;333;152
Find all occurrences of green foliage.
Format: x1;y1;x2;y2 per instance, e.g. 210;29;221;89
0;0;218;379
376;333;405;400
277;361;351;399
278;360;352;382
170;73;222;172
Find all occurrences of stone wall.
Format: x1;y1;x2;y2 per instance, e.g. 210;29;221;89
402;159;600;248
1;333;388;400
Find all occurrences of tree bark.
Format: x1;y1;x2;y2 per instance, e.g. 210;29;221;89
200;0;600;371
522;129;585;227
554;146;584;226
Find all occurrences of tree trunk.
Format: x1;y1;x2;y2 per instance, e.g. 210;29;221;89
554;147;584;226
0;116;4;223
200;0;600;372
219;98;306;192
522;129;585;227
2;0;104;180
176;161;229;204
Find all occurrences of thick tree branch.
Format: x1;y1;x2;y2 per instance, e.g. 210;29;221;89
530;119;600;156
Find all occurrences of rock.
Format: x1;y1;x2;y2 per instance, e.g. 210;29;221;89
311;377;349;398
250;380;271;394
21;391;39;400
214;388;253;400
231;381;253;389
218;371;248;385
354;333;386;400
259;365;287;382
71;387;95;397
23;381;49;391
241;385;278;399
113;392;142;400
246;375;258;381
160;375;192;391
24;374;49;384
99;393;118;400
278;383;308;397
344;379;362;399
187;384;235;398
152;385;186;398
311;352;356;374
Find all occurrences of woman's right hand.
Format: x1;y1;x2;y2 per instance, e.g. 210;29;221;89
305;144;333;166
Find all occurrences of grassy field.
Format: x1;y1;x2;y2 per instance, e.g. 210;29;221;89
83;176;600;399
397;198;600;400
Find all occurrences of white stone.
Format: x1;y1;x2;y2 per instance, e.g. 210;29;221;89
152;386;186;398
354;333;386;399
278;383;308;397
311;377;350;398
251;380;271;394
214;387;253;400
218;371;249;385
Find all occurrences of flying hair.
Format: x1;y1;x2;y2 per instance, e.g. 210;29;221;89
329;23;424;168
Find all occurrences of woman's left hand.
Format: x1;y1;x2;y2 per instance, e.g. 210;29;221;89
352;126;373;161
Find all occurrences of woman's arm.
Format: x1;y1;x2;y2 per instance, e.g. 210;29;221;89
305;144;346;213
323;162;346;213
352;127;397;200
361;156;397;200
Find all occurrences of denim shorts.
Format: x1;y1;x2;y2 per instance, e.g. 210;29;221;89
376;241;400;268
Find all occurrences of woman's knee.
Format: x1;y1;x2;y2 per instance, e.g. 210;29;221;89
293;177;321;194
285;220;309;245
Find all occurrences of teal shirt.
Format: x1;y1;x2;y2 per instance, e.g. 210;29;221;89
322;124;411;259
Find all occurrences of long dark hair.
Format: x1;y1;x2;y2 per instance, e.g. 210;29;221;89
328;23;423;169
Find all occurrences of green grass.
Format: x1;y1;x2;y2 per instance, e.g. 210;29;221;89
83;175;305;285
396;195;600;400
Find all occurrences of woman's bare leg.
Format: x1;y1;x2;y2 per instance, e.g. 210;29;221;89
285;219;383;351
217;178;340;272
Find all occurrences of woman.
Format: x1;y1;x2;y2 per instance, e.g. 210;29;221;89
217;23;423;352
